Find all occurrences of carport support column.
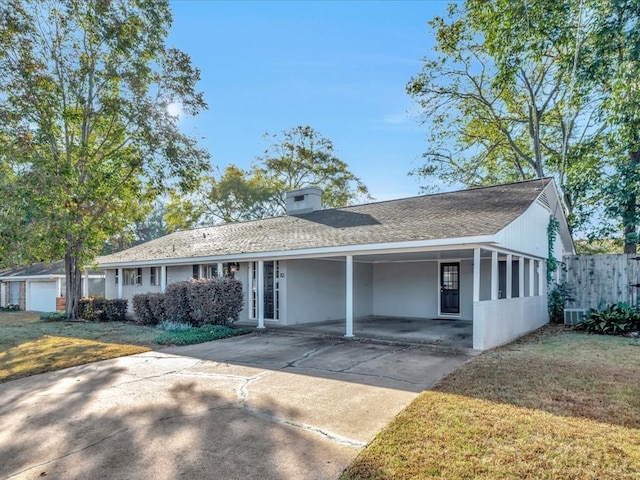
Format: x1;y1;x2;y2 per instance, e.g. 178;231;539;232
257;260;265;329
473;248;480;302
491;250;499;300
117;267;123;299
217;262;223;277
506;254;512;299
345;255;354;338
161;266;167;293
83;269;89;298
519;256;525;297
529;258;535;296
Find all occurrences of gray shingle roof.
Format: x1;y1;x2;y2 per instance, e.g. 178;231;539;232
0;261;65;278
97;178;552;265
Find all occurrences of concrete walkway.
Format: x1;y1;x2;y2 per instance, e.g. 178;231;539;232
0;331;472;480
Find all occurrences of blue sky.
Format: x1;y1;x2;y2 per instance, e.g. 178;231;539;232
167;0;452;201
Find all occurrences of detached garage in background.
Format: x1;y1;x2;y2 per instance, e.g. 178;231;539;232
0;261;105;312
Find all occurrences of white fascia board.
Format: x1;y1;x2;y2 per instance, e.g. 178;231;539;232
0;274;104;281
0;275;56;281
97;235;498;268
480;245;546;261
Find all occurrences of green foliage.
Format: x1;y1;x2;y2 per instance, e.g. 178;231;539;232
153;324;251;346
576;302;640;335
78;297;127;322
166;125;370;229
0;0;210;316
132;292;166;326
133;278;244;326
548;283;573;324
547;216;560;285
39;312;67;321
157;320;193;332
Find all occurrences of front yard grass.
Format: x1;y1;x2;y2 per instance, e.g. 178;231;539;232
342;325;640;479
0;311;249;383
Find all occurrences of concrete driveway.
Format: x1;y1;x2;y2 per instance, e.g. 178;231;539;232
0;331;472;480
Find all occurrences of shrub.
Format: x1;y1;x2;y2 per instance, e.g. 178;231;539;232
132;293;154;325
154;324;250;346
39;311;66;321
77;297;126;322
548;282;574;324
104;299;128;322
188;278;244;326
157;320;192;331
164;282;193;324
575;302;640;335
147;293;166;324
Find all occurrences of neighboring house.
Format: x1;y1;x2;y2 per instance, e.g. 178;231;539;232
0;261;105;312
96;178;574;350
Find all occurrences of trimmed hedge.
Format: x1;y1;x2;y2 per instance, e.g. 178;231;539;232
132;278;244;327
78;297;128;322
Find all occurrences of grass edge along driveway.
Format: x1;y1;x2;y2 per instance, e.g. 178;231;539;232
341;326;640;480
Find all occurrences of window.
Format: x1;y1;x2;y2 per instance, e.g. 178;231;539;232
294;195;304;202
203;264;218;279
150;267;159;286
115;269;119;285
123;268;142;286
192;264;200;279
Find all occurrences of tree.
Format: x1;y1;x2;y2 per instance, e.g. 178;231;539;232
258;125;370;210
0;0;210;316
407;1;603;228
583;0;640;253
166;165;279;230
167;126;370;229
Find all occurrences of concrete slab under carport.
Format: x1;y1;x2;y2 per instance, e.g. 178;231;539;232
0;331;472;480
242;316;474;350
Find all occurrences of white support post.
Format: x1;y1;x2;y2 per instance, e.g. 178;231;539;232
83;269;89;298
473;248;481;302
506;254;512;299
56;277;63;298
529;259;535;297
161;266;167;293
257;260;265;329
539;259;545;296
491;250;499;300
518;256;525;298
117;267;123;299
217;262;223;277
345;255;354;337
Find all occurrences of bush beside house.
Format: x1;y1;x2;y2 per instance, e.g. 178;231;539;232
77;297;128;322
133;278;244;327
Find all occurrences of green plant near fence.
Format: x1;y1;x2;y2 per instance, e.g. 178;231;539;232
575;302;640;335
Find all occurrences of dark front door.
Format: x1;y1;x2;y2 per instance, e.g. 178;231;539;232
264;261;275;320
440;262;460;314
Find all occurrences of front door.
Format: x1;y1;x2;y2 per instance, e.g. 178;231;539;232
264;261;275;319
440;262;460;315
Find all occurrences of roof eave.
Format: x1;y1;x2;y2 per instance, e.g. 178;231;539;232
97;235;500;268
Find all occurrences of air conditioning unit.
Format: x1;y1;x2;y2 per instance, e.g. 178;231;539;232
564;309;588;325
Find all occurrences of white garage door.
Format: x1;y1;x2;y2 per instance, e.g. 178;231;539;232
28;281;58;312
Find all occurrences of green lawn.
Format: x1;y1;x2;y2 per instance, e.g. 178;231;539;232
342;325;640;479
0;311;249;383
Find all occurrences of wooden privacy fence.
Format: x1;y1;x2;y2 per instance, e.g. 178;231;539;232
563;254;640;310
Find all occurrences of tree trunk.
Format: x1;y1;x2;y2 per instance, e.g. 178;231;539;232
64;250;82;319
622;150;640;254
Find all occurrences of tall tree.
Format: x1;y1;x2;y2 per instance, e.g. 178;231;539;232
584;0;640;253
0;0;209;316
407;1;603;228
167;126;370;229
258;125;370;210
166;165;279;230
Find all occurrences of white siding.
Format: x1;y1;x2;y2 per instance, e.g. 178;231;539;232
0;282;5;307
495;201;551;258
286;259;346;324
373;262;436;318
473;296;548;350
